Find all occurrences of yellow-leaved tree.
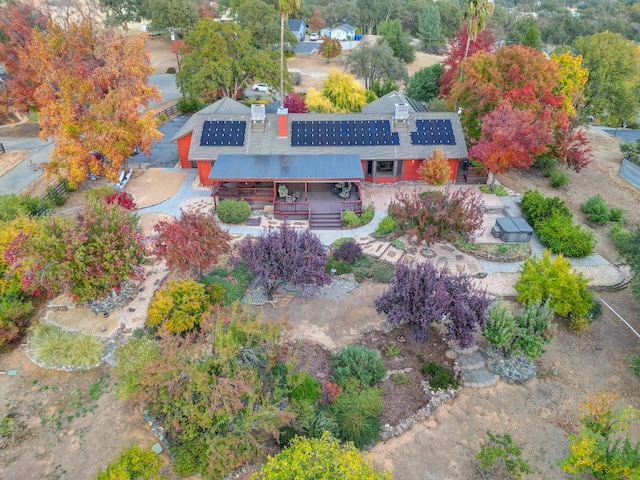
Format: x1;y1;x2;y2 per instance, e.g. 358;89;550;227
550;51;589;119
417;148;452;185
306;69;368;113
19;20;162;187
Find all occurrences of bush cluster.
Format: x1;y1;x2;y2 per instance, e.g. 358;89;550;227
580;194;625;225
30;325;105;368
476;431;533;479
342;205;374;228
146;279;210;334
482;299;556;359
620;138;640;166
200;265;252;305
333;240;363;264
520;190;595;257
94;445;163;480
373;215;396;238
420;361;459;390
331;345;386;387
217;199;251;224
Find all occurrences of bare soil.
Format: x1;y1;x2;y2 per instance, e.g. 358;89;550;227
1;43;639;480
0;151;28;177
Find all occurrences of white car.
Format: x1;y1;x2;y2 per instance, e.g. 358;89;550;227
309;32;319;41
252;83;269;92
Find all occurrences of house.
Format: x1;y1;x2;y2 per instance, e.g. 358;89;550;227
171;92;469;229
319;23;357;41
287;19;305;42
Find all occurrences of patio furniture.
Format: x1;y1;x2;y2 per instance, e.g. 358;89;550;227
338;182;352;199
332;182;344;194
278;184;289;198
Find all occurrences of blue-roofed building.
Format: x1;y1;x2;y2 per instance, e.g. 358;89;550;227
288;19;305;41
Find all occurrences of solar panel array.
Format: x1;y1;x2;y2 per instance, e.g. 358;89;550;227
291;120;399;147
410;119;454;145
200;120;246;146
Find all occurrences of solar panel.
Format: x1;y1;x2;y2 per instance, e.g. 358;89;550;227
200;120;246;146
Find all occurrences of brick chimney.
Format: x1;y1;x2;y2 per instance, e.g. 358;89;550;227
277;107;288;138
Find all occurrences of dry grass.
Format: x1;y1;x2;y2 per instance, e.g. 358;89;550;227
0;151;29;177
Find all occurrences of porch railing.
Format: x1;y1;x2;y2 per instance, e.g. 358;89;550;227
274;201;310;217
218;186;274;200
340;200;362;215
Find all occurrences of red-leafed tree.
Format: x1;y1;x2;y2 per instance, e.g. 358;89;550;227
550;126;592;173
152;211;231;278
235;222;330;300
283;92;308;113
0;0;47;114
469;100;553;189
6;197;146;302
439;27;495;97
375;262;491;347
318;36;342;61
308;10;326;32
16;19;162;187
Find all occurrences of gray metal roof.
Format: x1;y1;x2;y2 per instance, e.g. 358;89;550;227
174;97;469;161
209;154;365;181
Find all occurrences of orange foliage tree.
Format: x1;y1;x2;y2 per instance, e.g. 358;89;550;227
17;20;162;187
417;148;451;186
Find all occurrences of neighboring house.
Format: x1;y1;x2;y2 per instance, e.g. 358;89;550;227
288;19;305;42
320;23;357;41
171;92;469;229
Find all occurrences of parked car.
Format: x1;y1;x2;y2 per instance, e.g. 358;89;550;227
252;83;269;92
309;32;319;41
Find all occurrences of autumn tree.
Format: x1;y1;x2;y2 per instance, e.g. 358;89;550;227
375;262;491;347
235;222;330;301
573;31;640;126
307;10;326;32
439;26;495;97
16;20;161;187
417;148;451;185
114;305;292;478
318;36;342;61
152;210;231;278
6;196;146;302
469;100;553;189
306;69;368;113
344;42;407;91
550;51;588;119
282;92;308;113
177;18;281;102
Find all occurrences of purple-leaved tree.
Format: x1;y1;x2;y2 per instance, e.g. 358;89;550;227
375;262;491;347
235;223;330;300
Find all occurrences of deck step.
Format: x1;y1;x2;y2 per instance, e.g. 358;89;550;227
310;211;342;230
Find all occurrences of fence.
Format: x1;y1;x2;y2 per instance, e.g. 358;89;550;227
42;179;68;204
154;104;177;119
619;159;640;190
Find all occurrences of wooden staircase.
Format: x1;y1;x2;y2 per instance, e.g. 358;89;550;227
309;207;342;230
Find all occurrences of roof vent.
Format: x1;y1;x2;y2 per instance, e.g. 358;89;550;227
394;103;409;121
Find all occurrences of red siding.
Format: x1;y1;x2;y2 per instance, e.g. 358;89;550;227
403;159;421;180
448;159;459;182
177;133;192;168
197;161;213;186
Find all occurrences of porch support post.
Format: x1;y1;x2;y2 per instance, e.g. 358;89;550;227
392;160;398;182
372;161;377;183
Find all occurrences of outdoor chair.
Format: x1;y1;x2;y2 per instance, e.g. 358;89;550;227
338;182;352;199
278;184;289;198
332;182;344;194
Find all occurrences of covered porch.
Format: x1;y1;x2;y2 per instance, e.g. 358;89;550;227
209;154;365;229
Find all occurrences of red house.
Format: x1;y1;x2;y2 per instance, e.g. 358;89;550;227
171;92;469;229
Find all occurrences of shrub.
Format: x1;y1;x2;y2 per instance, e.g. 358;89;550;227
94;444;164;480
0;411;28;449
166;66;176;74
561;393;640;479
479;184;509;196
515;250;594;319
217;199;251;224
113;338;162;399
302;410;339;439
373;215;396;238
581;194;611;225
45;185;66;206
626;354;640;377
204;283;226;305
534;156;558;176
177;96;203;114
320;380;341;405
146;279;210;334
329;385;383;448
519;189;572;229
325;256;353;275
609;207;625;223
342;205;374;228
289;373;321;404
549;170;571;187
420;361;459;390
620;138;640;166
0;193;52;220
476;431;533;479
390;239;405;250
351;256;396;283
331;345;386;387
30;325;104;369
483;299;555;359
417;148;451;185
253;432;392;479
389;187;483;244
200;265;252;305
104;191;137;210
537;214;595;257
0;296;34;351
391;372;409;385
383;342;400;357
333;241;363;264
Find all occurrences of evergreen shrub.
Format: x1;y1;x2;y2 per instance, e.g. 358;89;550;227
217;199;251;224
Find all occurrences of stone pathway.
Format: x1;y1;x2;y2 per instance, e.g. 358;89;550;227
453;345;499;388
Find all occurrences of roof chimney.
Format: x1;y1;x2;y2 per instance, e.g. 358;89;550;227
277;107;288;138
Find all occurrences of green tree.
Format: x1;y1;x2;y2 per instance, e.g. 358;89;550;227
418;5;446;53
344;41;407;90
378;19;415;63
462;0;494;61
406;63;444;103
522;25;543;50
277;0;301;105
148;0;199;35
254;432;392;479
99;0;148;29
177;18;280;102
573;31;640;126
616;224;640;299
231;0;283;49
435;0;463;39
505;17;539;46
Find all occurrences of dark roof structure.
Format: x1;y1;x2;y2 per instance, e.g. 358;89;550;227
209;154;364;182
172;92;469;162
